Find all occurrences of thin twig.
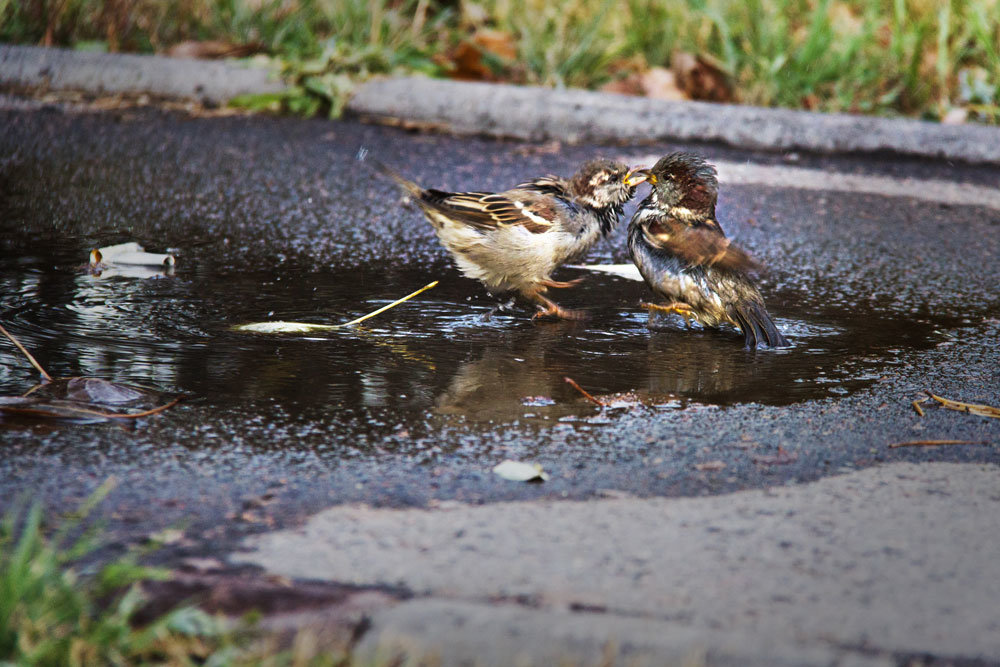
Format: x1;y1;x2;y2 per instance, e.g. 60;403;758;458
888;439;989;449
911;399;925;417
0;322;53;381
564;376;606;407
338;280;439;327
94;396;184;419
235;280;440;333
0;396;183;421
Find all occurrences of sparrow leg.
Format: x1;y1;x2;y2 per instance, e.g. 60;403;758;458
529;291;587;321
539;277;584;289
640;301;697;327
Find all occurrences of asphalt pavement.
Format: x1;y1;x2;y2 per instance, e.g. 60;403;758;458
1;92;999;664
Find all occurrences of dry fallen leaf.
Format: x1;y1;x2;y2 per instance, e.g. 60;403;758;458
601;67;688;101
445;41;493;81
601;76;644;97
639;67;688;101
0;323;181;425
888;439;989;449
493;460;549;482
166;40;263;59
473;28;517;61
148;528;185;545
672;51;733;102
926;392;1000;419
941;108;970;125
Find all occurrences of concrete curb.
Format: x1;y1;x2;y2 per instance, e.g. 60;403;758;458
3;45;1000;164
349;77;1000;165
0;44;283;106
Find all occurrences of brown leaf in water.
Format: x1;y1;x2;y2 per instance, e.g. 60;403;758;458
2;378;180;425
0;394;182;424
2;323;180;426
32;377;148;404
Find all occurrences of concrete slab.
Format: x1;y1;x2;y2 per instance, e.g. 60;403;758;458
355;598;894;667
236;463;1000;661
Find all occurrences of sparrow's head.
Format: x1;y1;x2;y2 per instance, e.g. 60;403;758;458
569;159;635;208
625;152;718;215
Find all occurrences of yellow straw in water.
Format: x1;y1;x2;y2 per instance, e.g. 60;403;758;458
234;281;439;334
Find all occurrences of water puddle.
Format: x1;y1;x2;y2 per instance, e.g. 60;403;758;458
0;237;959;431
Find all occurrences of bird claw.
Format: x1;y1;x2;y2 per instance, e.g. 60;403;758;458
641;301;696;327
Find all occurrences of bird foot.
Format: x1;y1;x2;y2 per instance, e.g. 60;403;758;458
641;301;696;327
539;277;584;289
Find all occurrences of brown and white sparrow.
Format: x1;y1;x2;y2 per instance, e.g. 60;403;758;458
374;158;636;319
625;153;789;348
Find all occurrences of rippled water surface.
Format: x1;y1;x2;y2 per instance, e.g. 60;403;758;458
0;232;960;431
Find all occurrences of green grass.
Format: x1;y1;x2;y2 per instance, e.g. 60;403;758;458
0;481;233;666
1;0;998;122
0;483;388;665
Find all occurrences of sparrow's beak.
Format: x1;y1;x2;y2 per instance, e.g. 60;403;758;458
624;169;654;187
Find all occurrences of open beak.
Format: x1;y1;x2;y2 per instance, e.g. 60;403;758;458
624;168;654;187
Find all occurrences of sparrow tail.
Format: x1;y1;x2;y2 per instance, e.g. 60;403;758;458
365;156;425;199
731;301;789;349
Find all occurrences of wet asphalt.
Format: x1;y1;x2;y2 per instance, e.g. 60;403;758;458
1;105;998;559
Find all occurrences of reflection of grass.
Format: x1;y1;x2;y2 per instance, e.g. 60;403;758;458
2;0;998;122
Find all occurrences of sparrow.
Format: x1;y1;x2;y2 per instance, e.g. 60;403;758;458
373;158;637;320
624;153;789;349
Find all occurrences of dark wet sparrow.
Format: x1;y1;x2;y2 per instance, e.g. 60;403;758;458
374;158;637;320
624;153;789;349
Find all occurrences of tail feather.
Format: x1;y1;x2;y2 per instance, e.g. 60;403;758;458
731;308;759;349
732;300;789;349
365;156;425;199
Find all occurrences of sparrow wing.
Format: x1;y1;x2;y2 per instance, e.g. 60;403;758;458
641;214;760;274
423;190;563;235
